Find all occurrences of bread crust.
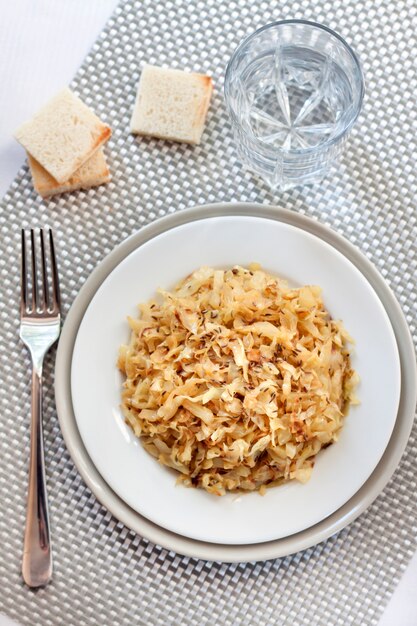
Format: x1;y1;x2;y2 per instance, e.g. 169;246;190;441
28;149;111;198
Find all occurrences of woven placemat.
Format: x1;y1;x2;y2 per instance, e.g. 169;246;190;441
0;0;416;624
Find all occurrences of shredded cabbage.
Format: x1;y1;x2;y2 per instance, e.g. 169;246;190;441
118;265;358;496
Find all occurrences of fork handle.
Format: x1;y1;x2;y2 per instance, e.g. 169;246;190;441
22;365;52;588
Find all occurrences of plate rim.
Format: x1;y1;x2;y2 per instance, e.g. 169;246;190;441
55;202;417;562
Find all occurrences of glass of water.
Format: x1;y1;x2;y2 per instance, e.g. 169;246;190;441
224;20;364;190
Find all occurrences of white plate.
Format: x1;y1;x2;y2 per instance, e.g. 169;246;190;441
71;215;401;545
57;203;416;561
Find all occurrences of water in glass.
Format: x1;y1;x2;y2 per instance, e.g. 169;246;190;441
244;47;353;150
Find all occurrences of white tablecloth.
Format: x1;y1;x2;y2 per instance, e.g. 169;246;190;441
0;2;415;624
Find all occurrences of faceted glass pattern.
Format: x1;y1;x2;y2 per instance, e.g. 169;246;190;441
225;21;364;189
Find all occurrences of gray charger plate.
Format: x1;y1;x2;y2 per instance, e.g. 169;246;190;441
55;203;417;563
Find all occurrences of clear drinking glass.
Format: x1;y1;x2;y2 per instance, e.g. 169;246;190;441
224;20;364;190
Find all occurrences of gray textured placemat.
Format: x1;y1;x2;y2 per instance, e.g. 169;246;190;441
0;0;416;624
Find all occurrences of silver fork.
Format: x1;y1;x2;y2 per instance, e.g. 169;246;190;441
20;229;61;588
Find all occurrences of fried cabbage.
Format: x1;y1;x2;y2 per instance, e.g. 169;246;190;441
118;265;358;496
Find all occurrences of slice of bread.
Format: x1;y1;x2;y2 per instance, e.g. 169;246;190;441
28;149;111;198
130;65;213;144
15;88;111;183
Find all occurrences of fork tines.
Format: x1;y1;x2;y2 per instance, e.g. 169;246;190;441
21;229;60;316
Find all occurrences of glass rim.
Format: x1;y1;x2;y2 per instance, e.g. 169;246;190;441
224;19;365;156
